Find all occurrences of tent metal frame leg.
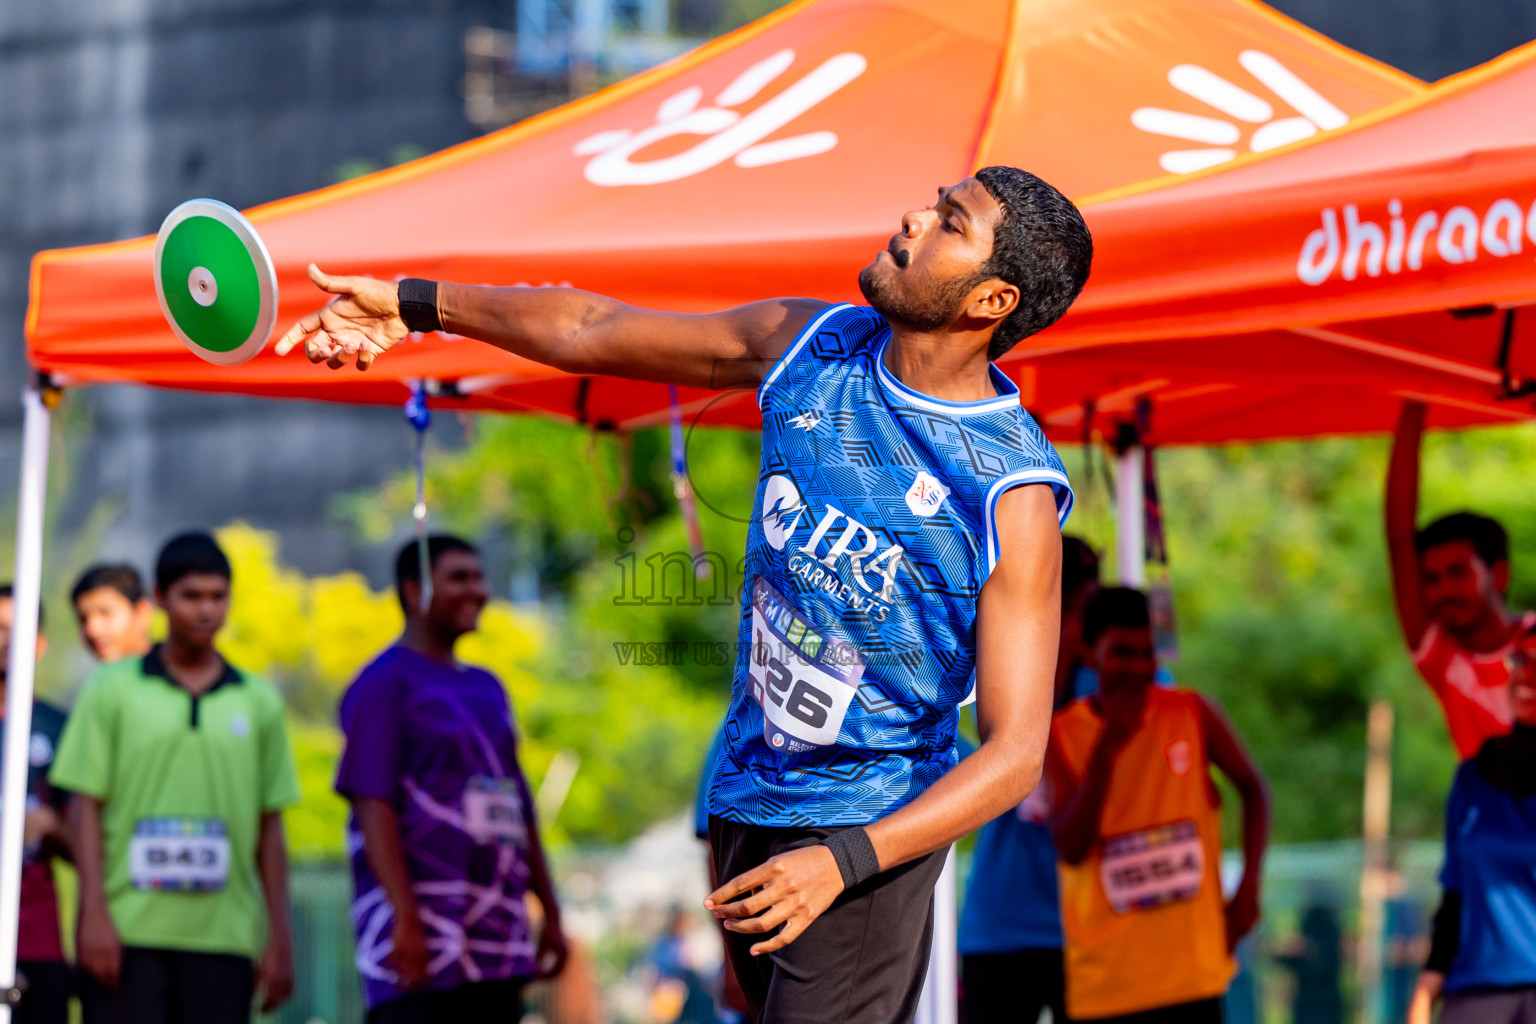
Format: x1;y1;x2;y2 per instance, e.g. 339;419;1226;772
916;847;959;1024
1116;446;1145;587
0;387;52;1023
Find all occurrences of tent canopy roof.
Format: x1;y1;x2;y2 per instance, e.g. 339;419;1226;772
34;0;1504;444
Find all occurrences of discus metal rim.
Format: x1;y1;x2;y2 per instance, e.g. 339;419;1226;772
153;198;278;366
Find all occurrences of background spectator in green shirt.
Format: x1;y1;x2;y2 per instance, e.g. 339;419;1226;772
70;564;154;665
51;533;301;1024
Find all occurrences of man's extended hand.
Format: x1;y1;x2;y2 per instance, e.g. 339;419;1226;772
274;264;410;371
705;845;844;956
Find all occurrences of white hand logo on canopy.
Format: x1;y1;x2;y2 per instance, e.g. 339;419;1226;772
1132;50;1349;175
575;48;868;186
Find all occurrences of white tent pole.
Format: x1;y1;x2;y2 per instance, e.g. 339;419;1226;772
1116;446;1145;587
0;387;52;1023
916;847;958;1024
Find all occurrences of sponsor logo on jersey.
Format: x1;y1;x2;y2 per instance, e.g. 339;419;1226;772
788;410;821;431
760;473;905;621
1166;738;1193;776
905;471;949;517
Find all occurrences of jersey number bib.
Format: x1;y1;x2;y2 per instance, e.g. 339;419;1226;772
130;817;230;892
464;776;527;847
748;576;865;755
1100;820;1205;914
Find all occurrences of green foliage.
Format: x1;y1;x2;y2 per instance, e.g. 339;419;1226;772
14;388;1533;856
339;417;757;843
210;523;548;857
285;721;350;861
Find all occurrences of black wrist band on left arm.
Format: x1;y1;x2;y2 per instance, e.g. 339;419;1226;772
398;278;441;334
821;826;881;889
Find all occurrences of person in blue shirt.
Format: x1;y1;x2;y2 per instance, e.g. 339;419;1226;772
1410;623;1536;1024
959;536;1098;1024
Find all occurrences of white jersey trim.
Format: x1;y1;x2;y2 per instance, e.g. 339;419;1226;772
872;335;1021;416
984;468;1075;574
756;303;852;410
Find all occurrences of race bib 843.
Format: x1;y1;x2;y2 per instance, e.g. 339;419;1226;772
129;817;230;892
749;576;865;755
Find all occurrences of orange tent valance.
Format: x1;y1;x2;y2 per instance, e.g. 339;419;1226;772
34;0;1503;445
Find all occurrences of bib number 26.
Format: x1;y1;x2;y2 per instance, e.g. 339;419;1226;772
758;648;834;729
748;576;863;755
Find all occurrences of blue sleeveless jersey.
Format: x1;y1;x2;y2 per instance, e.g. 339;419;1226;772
706;304;1073;827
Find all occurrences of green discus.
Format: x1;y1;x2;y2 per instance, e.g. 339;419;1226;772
153;199;278;365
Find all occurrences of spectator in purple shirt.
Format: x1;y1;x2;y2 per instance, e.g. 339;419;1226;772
335;535;567;1023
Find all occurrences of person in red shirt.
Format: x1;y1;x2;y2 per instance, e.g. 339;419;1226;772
0;585;71;1024
1387;400;1534;759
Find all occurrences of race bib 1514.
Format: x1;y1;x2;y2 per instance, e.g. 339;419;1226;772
748;576;864;755
1100;820;1205;914
129;817;230;892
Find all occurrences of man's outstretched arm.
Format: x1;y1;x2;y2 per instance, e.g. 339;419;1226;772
275;264;826;389
1386;400;1429;648
706;484;1061;955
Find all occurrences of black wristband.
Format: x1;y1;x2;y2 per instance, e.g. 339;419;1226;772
1425;889;1462;973
398;278;441;334
821;827;881;889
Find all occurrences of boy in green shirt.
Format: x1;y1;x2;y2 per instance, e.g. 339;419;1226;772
51;533;300;1024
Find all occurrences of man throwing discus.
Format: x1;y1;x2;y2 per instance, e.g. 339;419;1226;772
279;166;1091;1023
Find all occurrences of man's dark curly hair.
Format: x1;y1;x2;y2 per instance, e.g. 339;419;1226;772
974;166;1093;361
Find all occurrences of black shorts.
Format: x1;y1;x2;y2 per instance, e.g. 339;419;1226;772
1086;996;1224;1023
709;816;949;1024
366;978;526;1024
78;947;253;1024
960;948;1069;1024
1439;986;1536;1024
15;959;71;1024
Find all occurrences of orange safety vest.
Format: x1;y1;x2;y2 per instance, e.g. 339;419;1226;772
1050;688;1234;1019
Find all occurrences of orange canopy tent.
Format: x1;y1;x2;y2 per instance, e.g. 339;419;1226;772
24;0;1423;439
1027;39;1536;443
0;2;1506;1008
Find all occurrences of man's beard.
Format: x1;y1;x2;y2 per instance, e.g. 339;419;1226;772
858;259;976;332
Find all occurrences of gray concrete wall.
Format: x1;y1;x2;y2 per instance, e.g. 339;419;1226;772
1269;0;1536;82
0;0;504;579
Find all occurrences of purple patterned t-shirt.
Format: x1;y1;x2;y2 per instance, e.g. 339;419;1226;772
335;646;538;1008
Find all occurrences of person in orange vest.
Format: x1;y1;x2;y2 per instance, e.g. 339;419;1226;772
1047;587;1271;1023
1387;400;1533;759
